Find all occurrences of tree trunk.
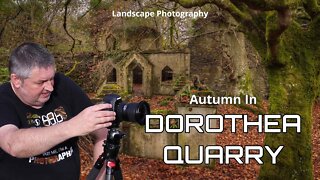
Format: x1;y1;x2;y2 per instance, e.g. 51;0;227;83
259;66;314;179
259;21;320;180
170;0;320;178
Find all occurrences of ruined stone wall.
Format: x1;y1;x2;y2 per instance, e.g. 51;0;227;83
144;51;190;95
188;11;268;98
95;15;267;98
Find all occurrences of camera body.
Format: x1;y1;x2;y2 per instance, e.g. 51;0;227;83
103;94;150;128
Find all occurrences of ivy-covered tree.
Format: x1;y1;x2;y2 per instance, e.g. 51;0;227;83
172;0;320;179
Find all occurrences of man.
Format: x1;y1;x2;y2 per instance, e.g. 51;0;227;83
0;42;115;179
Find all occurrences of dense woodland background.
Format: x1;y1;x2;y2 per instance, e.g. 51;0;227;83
1;0;320;179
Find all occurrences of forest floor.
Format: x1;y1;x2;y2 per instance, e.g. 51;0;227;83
79;96;320;180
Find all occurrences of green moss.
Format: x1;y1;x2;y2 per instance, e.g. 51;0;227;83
0;68;9;84
159;100;169;106
259;14;317;180
239;71;253;96
151;109;176;115
106;51;129;64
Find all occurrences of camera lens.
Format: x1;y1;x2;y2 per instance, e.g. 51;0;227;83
123;101;150;125
103;94;151;127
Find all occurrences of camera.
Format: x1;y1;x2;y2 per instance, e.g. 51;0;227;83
103;94;150;128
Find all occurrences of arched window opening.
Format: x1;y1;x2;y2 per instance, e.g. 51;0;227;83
162;66;173;82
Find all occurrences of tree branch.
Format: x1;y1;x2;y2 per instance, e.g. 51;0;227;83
63;0;75;57
170;0;216;8
266;8;291;66
237;0;290;11
65;60;81;76
172;0;269;42
172;0;252;25
41;1;64;45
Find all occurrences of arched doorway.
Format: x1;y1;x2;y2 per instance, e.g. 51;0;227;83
132;65;143;95
107;68;117;83
120;53;153;97
128;61;144;96
133;65;143;84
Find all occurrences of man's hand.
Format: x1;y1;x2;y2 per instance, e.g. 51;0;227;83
68;103;116;137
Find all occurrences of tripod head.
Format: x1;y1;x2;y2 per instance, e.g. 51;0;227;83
103;128;125;162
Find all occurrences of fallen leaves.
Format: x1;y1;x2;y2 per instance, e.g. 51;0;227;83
79;96;320;180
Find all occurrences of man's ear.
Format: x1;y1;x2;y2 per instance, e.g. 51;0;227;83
10;74;22;88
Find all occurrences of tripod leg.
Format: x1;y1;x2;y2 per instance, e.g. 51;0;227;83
86;154;105;180
105;161;116;180
113;159;123;180
87;167;101;180
105;159;123;180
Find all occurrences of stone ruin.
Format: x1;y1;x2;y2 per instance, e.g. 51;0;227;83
101;51;190;97
93;21;267;166
95;26;190;98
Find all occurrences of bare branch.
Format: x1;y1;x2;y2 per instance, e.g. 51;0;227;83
41;1;64;45
63;0;75;57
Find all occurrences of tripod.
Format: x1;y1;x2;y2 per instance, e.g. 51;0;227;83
86;128;125;180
